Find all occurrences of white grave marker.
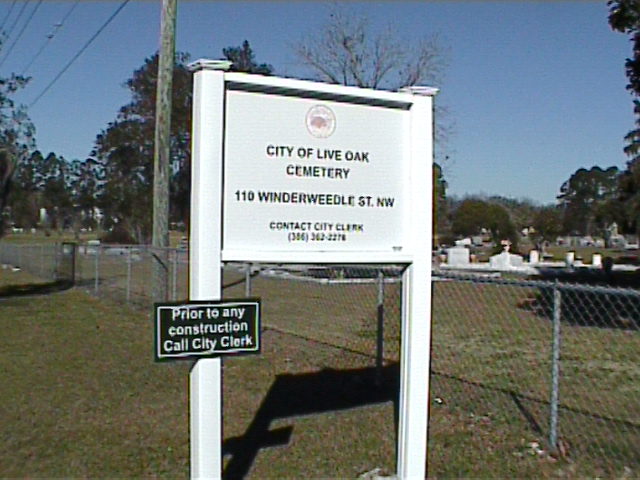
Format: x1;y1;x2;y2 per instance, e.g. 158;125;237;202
188;60;436;479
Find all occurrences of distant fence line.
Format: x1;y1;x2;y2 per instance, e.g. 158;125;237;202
0;241;77;283
1;241;638;475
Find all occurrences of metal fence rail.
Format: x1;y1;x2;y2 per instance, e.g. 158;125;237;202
1;241;638;476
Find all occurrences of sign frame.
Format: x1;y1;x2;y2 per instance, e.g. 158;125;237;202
188;62;435;480
221;77;413;259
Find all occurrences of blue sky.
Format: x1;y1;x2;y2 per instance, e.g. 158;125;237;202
0;0;634;204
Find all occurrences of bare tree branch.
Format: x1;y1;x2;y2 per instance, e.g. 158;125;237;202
292;4;454;163
294;5;447;91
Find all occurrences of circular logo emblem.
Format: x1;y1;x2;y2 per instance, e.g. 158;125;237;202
305;105;336;138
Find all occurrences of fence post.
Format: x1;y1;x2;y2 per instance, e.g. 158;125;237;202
53;244;59;281
245;262;252;297
94;246;100;294
66;242;77;285
376;270;385;387
171;248;178;301
126;246;132;303
549;280;562;453
40;244;45;277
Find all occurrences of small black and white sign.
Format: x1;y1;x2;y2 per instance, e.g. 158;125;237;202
154;299;261;362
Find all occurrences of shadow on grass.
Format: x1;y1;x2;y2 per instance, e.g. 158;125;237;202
432;369;640;433
430;369;640;471
0;279;73;297
519;275;640;330
222;364;400;479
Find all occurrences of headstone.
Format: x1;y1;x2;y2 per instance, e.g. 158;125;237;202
446;246;470;266
455;238;472;247
529;250;539;264
85;239;101;255
471;235;483;246
489;251;524;269
566;251;575;266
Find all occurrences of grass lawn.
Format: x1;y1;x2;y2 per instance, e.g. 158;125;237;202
1;270;638;478
0;281;191;477
1;230;97;245
1;230;186;247
0;267;51;288
0;279;398;478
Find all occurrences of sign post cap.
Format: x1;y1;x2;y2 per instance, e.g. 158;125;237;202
398;86;439;96
187;58;233;72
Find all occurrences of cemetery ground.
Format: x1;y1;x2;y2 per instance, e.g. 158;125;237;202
4;229;639;262
1;269;638;478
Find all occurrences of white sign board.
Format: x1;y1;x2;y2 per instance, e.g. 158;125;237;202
223;84;411;256
188;65;435;480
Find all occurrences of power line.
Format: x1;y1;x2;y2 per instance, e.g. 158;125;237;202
3;0;30;42
21;0;80;75
0;0;44;69
0;0;19;33
29;0;131;108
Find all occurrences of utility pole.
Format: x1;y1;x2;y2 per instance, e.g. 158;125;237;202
152;0;177;302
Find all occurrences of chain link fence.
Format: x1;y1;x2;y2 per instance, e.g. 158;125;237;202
1;241;638;476
74;243;189;306
431;271;639;476
0;241;76;283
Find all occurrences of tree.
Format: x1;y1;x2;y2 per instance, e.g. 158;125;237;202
8;150;43;228
224;40;273;75
90;52;192;242
433;162;448;243
294;5;446;90
608;1;640;226
9;149;94;234
609;1;640;162
609;1;640;97
557;166;619;236
451;198;519;250
486;196;538;233
451;198;487;238
8;150;79;232
93;118;156;243
485;203;519;252
0;65;35;235
615;159;640;233
293;5;452;152
68;157;102;232
530;206;563;250
39;152;73;231
93;42;272;242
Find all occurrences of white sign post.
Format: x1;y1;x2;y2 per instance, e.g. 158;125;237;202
189;67;225;478
188;60;436;479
